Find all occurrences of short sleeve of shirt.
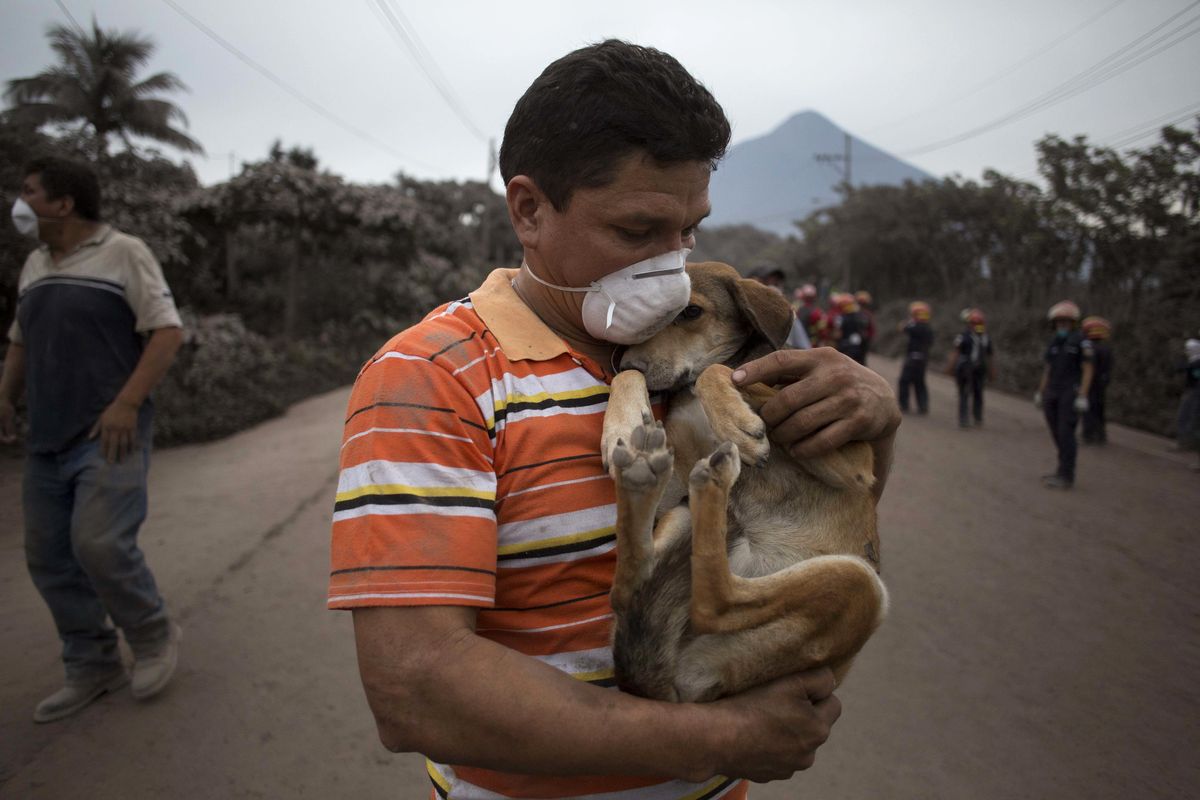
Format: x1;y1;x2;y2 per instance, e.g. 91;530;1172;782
121;236;182;332
1080;339;1095;362
328;341;498;610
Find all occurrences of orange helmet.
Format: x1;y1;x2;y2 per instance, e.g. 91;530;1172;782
1081;316;1111;339
908;301;931;321
854;290;873;307
833;293;859;313
967;309;985;325
1047;300;1081;322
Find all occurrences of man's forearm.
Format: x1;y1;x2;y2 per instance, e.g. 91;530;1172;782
1078;362;1094;397
0;342;25;403
359;615;724;782
115;326;183;408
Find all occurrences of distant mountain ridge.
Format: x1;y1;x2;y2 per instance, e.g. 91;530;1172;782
706;111;933;237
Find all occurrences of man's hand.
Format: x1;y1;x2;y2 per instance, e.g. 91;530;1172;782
89;398;139;462
710;668;842;782
732;348;900;460
1074;396;1089;414
0;398;17;444
1033;392;1043;409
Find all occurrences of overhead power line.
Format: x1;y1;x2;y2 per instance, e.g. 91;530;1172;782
1104;101;1200;148
898;0;1200;158
366;0;487;142
159;0;443;173
868;0;1128;135
52;0;85;34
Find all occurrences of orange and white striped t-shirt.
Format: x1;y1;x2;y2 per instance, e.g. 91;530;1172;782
329;268;746;800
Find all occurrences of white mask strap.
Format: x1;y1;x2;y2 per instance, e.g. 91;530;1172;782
521;263;619;331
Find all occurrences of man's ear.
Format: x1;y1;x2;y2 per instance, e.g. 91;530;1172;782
505;175;546;250
51;193;75;219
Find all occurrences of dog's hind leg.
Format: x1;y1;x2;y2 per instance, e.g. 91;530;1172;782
608;420;674;615
677;558;887;700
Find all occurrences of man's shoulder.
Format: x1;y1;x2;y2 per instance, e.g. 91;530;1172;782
367;297;493;373
98;227;153;258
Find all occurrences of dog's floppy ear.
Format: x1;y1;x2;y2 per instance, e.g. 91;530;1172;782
731;277;795;351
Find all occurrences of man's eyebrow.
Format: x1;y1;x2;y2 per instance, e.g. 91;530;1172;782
619;209;712;227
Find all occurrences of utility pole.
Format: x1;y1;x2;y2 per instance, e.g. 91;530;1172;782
814;133;854;290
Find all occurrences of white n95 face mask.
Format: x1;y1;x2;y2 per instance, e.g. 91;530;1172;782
523;248;692;344
11;198;39;238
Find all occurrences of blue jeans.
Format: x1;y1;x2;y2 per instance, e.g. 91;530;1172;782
23;430;169;681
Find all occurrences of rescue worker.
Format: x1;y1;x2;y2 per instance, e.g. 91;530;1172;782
1080;316;1113;445
947;308;994;428
855;290;876;365
1033;300;1094;489
833;292;868;364
897;301;933;414
794;284;827;346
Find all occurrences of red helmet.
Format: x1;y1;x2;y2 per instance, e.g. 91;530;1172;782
1081;316;1111;339
967;309;985;326
908;301;931;321
1047;300;1081;322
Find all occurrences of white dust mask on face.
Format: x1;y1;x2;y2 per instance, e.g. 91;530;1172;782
523;248;692;344
11;198;39;238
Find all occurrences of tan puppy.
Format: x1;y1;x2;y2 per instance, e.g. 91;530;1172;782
602;261;887;702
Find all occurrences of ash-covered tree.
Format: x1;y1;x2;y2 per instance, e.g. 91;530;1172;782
3;20;202;159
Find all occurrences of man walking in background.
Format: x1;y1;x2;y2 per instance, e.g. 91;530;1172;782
1033;300;1093;489
0;157;184;722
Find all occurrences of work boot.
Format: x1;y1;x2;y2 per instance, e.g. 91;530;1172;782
132;623;182;700
34;668;129;723
1042;475;1074;489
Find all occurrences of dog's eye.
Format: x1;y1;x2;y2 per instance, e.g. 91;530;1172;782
679;305;703;320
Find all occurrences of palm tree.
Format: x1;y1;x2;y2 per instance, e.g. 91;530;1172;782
3;20;203;159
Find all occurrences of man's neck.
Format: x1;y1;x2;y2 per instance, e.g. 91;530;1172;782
46;219;103;262
510;265;619;375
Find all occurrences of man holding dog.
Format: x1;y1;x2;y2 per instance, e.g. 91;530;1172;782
330;40;900;798
1;157;184;722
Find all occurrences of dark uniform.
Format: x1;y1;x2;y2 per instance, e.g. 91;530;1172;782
953;326;993;426
1043;331;1094;484
898;320;933;414
1082;340;1112;444
836;311;868;364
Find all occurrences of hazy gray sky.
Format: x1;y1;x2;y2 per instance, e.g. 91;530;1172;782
3;0;1198;190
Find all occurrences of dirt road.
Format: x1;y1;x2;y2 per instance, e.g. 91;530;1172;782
1;356;1197;799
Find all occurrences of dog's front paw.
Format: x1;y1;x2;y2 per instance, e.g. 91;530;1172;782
689;441;742;492
610;418;673;495
695;367;770;466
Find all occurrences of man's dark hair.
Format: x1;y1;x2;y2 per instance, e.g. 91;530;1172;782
23;156;102;221
499;40;731;210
